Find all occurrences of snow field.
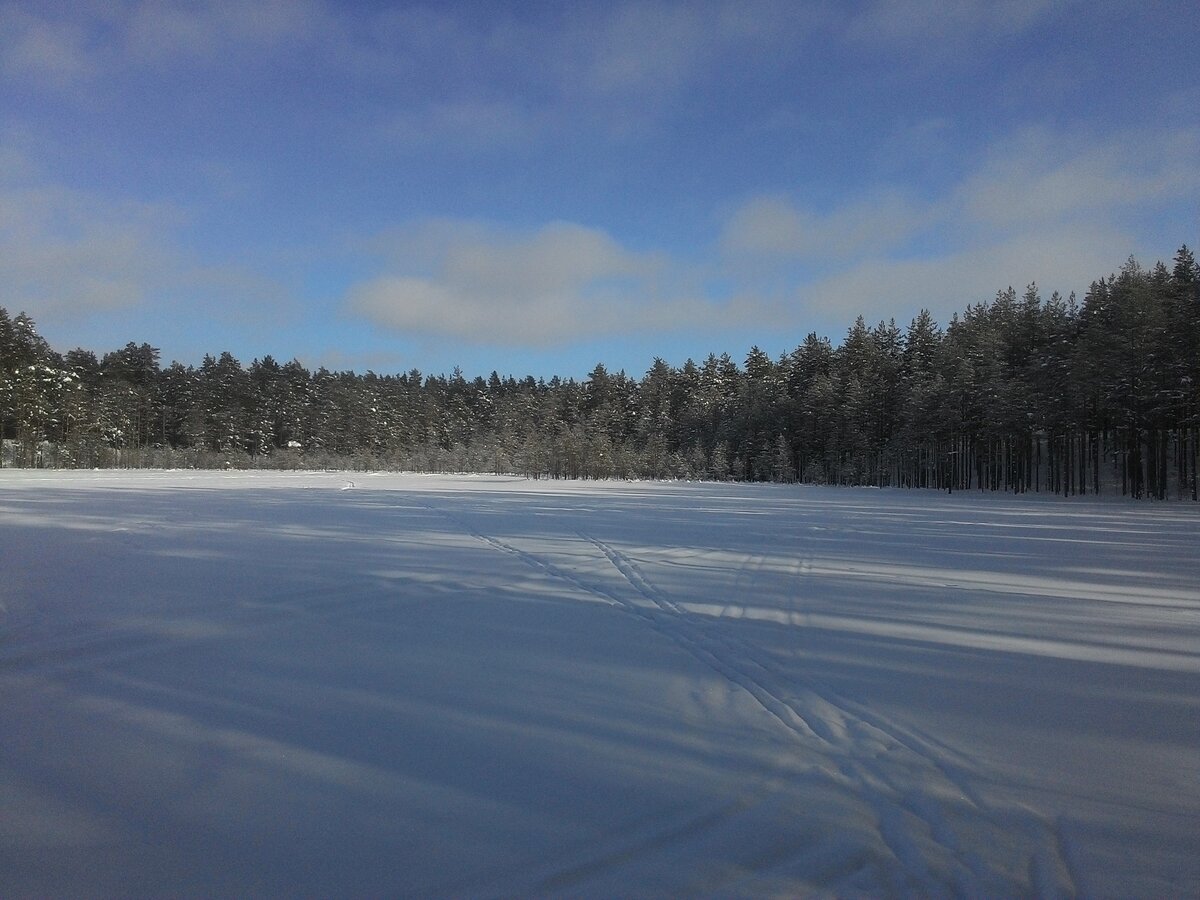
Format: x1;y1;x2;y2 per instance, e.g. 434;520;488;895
1;470;1198;897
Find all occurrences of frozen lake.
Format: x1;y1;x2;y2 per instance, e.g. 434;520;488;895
2;471;1198;897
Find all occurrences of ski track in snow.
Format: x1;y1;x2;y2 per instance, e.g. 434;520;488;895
581;534;1079;896
422;497;1080;895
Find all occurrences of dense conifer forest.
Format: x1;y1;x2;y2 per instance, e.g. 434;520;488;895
2;247;1197;499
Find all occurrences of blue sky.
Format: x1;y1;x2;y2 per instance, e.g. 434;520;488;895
2;1;1197;380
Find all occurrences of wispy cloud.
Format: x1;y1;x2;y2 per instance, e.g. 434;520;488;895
123;0;326;64
765;125;1200;323
344;1;827;150
848;0;1074;45
566;2;717;98
2;1;822;147
542;0;823;128
0;3;99;85
958;127;1200;228
376;99;546;153
0;0;327;85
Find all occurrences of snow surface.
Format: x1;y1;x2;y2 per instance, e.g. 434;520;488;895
1;470;1198;898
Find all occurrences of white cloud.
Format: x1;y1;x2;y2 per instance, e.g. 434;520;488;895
348;221;741;345
350;120;1199;347
720;191;934;262
720;126;1198;284
958;127;1200;228
0;181;180;318
801;225;1134;325
720;125;1199;328
0;153;293;332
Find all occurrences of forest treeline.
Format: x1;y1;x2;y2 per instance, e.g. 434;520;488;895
2;247;1198;499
